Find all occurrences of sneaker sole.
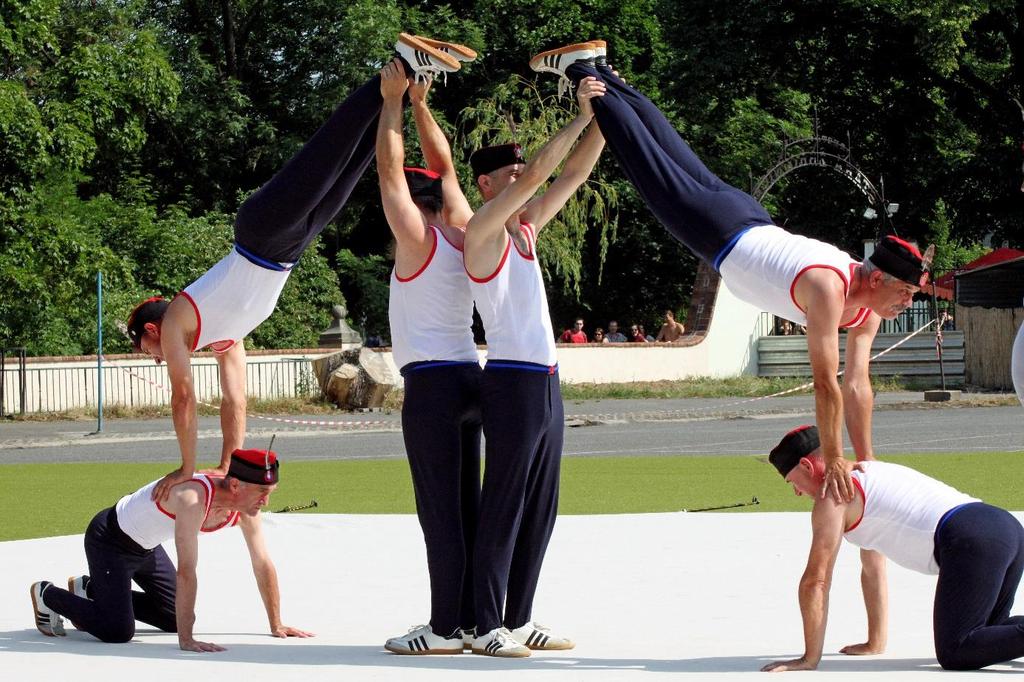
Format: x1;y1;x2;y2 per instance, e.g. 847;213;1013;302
525;640;576;651
385;642;463;655
529;42;597;72
415;36;477;61
30;584;64;637
471;646;531;658
398;33;460;71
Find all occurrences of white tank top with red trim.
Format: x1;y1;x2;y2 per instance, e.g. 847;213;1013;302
843;461;978;575
468;224;557;366
181;248;291;353
719;225;870;328
389;225;478;369
114;474;240;549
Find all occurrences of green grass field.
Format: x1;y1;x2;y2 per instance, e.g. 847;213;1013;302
3;452;1023;542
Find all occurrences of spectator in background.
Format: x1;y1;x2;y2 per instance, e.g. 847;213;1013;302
942;314;955;331
629;324;648;343
605;320;627;343
655;310;686;343
639;325;655;342
779;320;794;336
559;318;588;343
593;327;605;343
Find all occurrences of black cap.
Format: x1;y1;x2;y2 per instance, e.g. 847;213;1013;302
125;297;170;350
227;449;280;485
470;143;526;178
768;425;820;477
869;236;928;286
403;167;443;203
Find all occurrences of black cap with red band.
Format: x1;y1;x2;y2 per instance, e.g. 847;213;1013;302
469;143;526;178
869;236;929;287
768;425;821;478
228;448;280;485
403;167;443;203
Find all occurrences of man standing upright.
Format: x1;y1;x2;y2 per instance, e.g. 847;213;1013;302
463;53;606;657
374;48;486;655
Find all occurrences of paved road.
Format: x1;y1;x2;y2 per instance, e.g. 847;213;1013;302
0;392;1019;464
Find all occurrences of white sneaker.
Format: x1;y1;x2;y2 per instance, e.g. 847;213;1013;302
395;33;461;84
414;36;477;63
462;627;475;650
472;626;531;658
30;581;65;637
590;39;608;67
511;621;575;650
385;624;463;655
68;575;90;599
529;41;597;97
66;575;90;630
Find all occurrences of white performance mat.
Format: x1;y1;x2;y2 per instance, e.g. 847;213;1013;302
3;512;1024;680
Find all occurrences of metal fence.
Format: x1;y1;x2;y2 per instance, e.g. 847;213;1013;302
1;357;319;415
758;301;948;337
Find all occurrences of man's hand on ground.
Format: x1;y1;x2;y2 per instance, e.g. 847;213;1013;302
761;656;817;672
271;625;315;638
840;641;885;656
179;636;225;653
152;467;193;502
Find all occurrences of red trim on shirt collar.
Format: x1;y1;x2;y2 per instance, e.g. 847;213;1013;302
466;235;512;283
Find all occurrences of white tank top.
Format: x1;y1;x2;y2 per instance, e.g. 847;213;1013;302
468;224;557;366
180;248;292;353
844;461;979;575
719;225;871;328
389;226;479;370
114;474;240;549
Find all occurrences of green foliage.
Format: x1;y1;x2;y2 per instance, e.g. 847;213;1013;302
458;75;619;294
1;0;1021;356
924;199;990;274
336;248;392;339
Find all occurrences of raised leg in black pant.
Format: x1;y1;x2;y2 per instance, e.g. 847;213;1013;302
565;61;771;266
234;75;385;263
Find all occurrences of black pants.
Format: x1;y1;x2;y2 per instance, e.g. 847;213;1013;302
474;362;564;634
42;508;177;643
401;362;483;638
933;502;1024;670
566;62;772;269
233;75;383;264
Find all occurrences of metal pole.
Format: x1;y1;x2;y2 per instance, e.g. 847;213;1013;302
97;271;103;432
0;348;5;418
929;269;947;391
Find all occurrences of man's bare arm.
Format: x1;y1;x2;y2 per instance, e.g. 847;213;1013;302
798;270;855;503
213;343;247;474
842;315;880;461
762;499;846;672
172;484;225;652
376;59;431;251
238;513;314;638
465;77;605;276
518;122;605;233
153;301;200;501
409;79;474;228
840;548;888;655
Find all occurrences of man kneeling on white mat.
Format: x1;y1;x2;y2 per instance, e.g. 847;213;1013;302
30;448;312;652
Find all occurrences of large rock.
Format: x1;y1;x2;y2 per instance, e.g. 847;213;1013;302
311;348;360;393
324;364;360;406
348;347;395;408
